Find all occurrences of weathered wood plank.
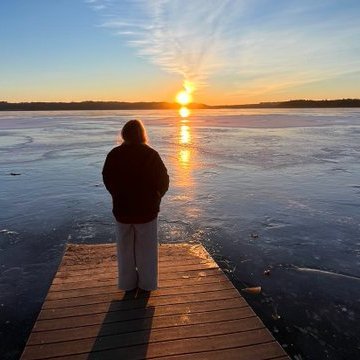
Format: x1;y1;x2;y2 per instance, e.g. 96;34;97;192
46;280;232;302
31;298;249;343
58;244;211;267
20;243;289;360
29;330;278;360
23;318;266;359
56;257;213;272
54;262;218;280
29;342;286;360
51;267;222;285
37;295;247;321
151;342;288;360
34;306;255;332
42;288;240;310
48;271;228;293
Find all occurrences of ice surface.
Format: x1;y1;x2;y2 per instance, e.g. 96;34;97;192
0;108;360;359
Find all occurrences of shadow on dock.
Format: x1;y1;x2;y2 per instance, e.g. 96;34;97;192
88;290;154;359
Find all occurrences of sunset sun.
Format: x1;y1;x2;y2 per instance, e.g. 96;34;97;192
176;90;192;105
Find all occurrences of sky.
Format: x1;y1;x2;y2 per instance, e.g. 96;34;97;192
1;0;359;105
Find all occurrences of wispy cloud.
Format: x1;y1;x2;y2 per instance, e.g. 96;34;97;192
87;0;360;97
226;8;360;100
87;0;239;88
85;0;107;11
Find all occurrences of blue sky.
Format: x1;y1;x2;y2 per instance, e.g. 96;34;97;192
1;0;359;104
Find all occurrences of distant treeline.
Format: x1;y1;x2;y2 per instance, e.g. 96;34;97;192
0;98;359;111
0;101;183;111
213;99;360;109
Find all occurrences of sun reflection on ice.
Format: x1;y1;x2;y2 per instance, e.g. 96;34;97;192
179;106;190;118
174;81;197;187
171;99;202;220
179;149;190;166
180;125;191;145
178;124;191;169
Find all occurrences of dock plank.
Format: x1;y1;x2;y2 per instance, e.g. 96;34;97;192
51;268;223;286
37;295;247;321
24;317;265;358
47;273;230;295
42;288;241;310
21;243;288;360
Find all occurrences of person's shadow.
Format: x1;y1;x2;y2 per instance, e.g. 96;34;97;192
88;289;155;359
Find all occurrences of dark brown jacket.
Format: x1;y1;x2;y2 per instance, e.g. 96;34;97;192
102;143;169;223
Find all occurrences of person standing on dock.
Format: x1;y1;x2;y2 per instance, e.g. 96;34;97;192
102;119;169;291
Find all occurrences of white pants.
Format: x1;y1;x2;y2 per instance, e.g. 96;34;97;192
115;217;158;291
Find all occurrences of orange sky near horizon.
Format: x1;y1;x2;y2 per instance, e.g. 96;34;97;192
4;73;360;106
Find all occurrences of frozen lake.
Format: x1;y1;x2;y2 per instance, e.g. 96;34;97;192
0;108;360;359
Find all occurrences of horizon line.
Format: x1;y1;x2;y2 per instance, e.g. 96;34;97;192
1;98;360;108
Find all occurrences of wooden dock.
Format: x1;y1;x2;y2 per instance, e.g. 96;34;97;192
21;243;289;359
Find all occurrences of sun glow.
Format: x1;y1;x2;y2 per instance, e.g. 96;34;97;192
183;80;195;94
